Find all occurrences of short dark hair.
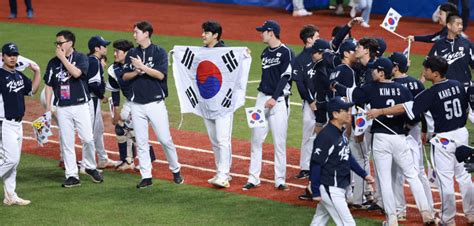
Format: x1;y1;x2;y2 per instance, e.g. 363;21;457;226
113;39;134;52
331;25;351;39
446;13;462;24
439;2;458;14
56;30;76;46
299;24;319;44
134;21;154;37
202;21;222;40
357;37;379;59
423;56;448;78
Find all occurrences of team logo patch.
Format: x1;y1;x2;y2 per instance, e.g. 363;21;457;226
196;60;222;99
439;138;450;145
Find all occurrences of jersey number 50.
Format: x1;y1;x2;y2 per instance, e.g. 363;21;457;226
444;98;462;120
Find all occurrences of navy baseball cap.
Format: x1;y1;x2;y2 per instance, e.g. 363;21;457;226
388;52;408;72
327;96;354;117
455;145;473;163
375;38;386;57
2;43;19;56
256;20;280;36
368;57;393;77
88;36;111;51
311;39;330;53
338;39;356;54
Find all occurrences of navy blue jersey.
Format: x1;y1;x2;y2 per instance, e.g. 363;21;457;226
329;64;356;99
337;81;413;134
330;25;352;51
393;75;425;97
311;123;367;189
428;36;474;86
406;79;468;133
43;51;90;107
322;51;339;74
468;84;474;110
258;44;294;100
107;63;132;106
415;27;447;43
124;44;168;104
0;68;32;119
293;47;316;102
353;59;375;86
87;56;105;99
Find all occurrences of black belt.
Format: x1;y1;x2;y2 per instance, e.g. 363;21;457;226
5;117;22;122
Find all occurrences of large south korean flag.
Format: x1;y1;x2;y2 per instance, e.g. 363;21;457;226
172;46;252;119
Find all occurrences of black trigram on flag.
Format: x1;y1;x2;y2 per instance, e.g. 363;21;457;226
221;50;238;72
221;88;232;108
181;47;195;70
185;86;198;108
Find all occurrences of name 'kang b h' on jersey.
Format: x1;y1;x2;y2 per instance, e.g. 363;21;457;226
258;44;294;98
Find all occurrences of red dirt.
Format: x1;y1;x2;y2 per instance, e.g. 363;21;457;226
3;0;472;224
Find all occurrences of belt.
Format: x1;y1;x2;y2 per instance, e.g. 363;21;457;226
5;117;22;122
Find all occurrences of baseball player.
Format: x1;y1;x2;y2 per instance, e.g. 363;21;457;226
293;24;320;180
427;13;473;88
333;57;436;225
44;30;103;188
310;97;375;226
200;20;233;188
243;20;294;191
0;43;40;205
122;21;183;188
367;56;474;225
389;52;434;221
407;2;458;43
86;35;120;169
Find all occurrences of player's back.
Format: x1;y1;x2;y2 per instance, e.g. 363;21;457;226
393;75;425;97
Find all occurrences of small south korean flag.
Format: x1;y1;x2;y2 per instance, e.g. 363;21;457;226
245;107;266;128
381;8;402;32
353;109;371;136
429;135;456;152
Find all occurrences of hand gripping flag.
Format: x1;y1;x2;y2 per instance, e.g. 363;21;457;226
380;8;405;39
172;46;252;119
32;111;53;146
245;107;266;128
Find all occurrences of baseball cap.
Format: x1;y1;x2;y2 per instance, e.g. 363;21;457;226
2;43;19;56
327;96;354;117
88;35;111;51
455;145;473;163
256;20;280;36
388;52;408;72
375;38;386;57
338;39;357;54
311;39;330;53
368;57;393;77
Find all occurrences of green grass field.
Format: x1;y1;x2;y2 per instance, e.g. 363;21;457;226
0;22;472;225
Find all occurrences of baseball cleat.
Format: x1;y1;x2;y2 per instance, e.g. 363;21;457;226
210;178;230;188
3;196;31;206
98;159;121;169
351;204;370;210
294;170;310;179
276;184;290;191
172;171;184;184
85;169;104;183
298;193;312;201
242;183;260;191
116;161;135;171
136;178;153;189
62;177;81;188
292;9;312;17
207;176;216;184
397;214;407;222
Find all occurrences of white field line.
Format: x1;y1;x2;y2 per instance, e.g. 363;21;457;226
23;135;466;216
23;136;305;189
23;121;465;198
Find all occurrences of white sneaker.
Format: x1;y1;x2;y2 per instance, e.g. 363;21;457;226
293;9;313;17
3;193;31;206
350;7;357;18
98;159;121;169
361;22;370;28
116;162;135;171
210;178;230;188
207;176;216;184
335;5;344;15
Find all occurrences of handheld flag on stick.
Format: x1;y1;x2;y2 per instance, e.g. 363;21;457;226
245;107;266;128
32;111;53;146
380;8;405;40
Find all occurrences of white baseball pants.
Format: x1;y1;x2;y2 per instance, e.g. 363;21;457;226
248;92;289;187
299;101;315;171
349;132;373;205
204;114;233;181
89;98;107;161
130;101;180;179
0;120;23;199
311;185;356;226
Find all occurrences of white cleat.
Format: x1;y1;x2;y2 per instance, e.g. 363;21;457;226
292;9;313;17
3;193;31;206
209;178;230;188
98;159;121;169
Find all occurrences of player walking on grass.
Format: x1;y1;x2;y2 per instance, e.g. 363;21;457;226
367;56;474;225
333;57;436;225
123;21;183;188
44;30;104;188
243;20;294;191
310;97;374;226
0;43;40;205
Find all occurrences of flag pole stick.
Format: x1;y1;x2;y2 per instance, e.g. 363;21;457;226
407;39;412;60
380;25;406;40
